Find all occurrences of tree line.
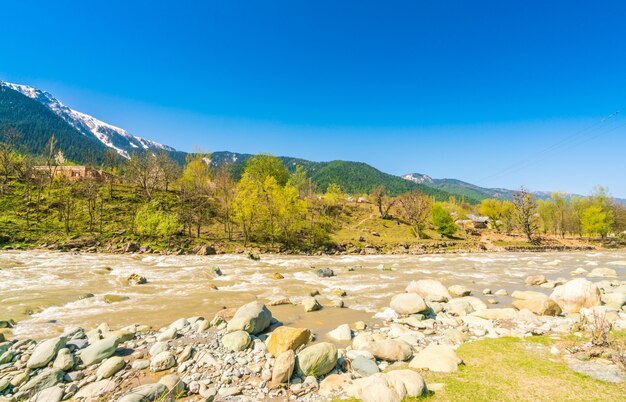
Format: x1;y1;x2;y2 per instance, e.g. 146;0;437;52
1;131;624;250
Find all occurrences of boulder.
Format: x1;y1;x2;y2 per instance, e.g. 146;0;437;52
127;273;147;285
149;341;168;357
472;308;518;320
74;379;118;399
588;268;618;278
157;327;177;342
361;339;413;362
390;293;427;315
270;350;295;386
104;294;130;304
226;301;272;334
80;336;120;366
159;374;186;396
97;356;126;379
27;336;66;369
272;273;284;280
327;324;352;342
221;330;251;352
513;298;561;316
525;275;547;286
296;342;338;377
14;368;64;400
117;383;174;402
351;355;380;377
319;374;354;398
267;326;311;357
448;285;472;297
602;292;626;310
52;347;74;371
302;296;322;312
406;279;451;301
31;385;64;402
384;370;428;399
316;268;335;277
409;344;463;372
356;375;401;402
549;278;601;313
150;351;176;372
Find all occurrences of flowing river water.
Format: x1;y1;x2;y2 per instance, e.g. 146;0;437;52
1;250;626;340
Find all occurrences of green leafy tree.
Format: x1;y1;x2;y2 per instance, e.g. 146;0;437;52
243;154;290;186
431;203;457;237
580;205;613;239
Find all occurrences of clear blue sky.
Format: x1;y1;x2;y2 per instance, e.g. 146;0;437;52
2;1;626;196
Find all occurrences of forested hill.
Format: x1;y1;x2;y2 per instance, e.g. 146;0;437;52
0;84;111;164
0;83;463;202
210;152;461;201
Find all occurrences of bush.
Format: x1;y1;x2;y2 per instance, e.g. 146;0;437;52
432;203;457;237
135;202;180;239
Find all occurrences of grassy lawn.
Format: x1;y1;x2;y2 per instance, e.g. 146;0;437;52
336;336;625;402
410;336;626;402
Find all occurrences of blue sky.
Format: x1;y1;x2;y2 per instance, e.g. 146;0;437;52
1;1;626;196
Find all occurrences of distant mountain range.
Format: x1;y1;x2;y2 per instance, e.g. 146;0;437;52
0;80;622;204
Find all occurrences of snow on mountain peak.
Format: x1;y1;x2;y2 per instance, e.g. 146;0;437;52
402;173;434;185
0;80;174;158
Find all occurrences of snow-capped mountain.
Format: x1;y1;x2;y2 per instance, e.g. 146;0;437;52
0;81;174;158
402;173;434;185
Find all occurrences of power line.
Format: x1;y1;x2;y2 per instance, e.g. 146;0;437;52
476;110;622;185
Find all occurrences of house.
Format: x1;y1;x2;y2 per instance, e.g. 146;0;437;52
466;214;490;229
33;166;113;182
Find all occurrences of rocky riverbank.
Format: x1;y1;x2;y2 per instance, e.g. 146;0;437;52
1;271;625;401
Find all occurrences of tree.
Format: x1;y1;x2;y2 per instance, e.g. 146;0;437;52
513;188;539;242
395;191;432;238
288;165;316;198
431;203;457;237
580;205;613;239
156;151;181;192
0;127;23;193
214;165;237;240
178;152;215;237
243;154;290;186
44;134;59;189
479;199;505;231
232;174;260;246
125;152;161;200
372;185;396;219
501;200;515;235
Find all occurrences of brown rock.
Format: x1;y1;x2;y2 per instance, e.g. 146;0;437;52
270;350;295;387
267;326;311;357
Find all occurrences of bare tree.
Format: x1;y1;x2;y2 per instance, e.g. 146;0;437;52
0;127;23;192
395;191;432;239
44;134;59;190
125;152;161;200
156;151;181;192
371;185;396;219
214;165;237;240
513;188;539;243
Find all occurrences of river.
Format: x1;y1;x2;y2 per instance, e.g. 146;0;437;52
1;250;625;340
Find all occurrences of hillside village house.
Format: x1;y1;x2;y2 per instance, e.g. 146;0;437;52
33;166;113;181
456;214;490;229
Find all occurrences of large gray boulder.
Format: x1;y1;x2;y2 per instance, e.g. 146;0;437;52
296;342;338;377
409;344;463;372
361;339;413;362
97;356;126;379
80;336;120;366
150;351;176;372
550;278;601;313
390;293;427;315
14;368;64;400
117;383;174;402
406;279;451;301
226;301;272;334
27;336;67;369
221;330;251;352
